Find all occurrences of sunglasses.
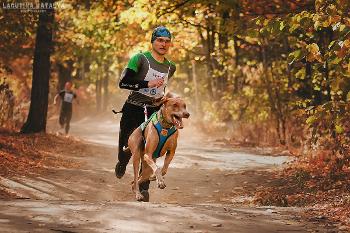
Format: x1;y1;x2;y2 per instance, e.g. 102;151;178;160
155;38;171;44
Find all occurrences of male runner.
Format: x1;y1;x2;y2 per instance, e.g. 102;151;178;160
115;26;176;201
54;81;77;134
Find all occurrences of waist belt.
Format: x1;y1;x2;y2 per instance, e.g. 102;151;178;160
126;99;157;108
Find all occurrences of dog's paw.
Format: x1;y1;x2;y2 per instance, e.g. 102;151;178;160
149;175;156;181
157;178;166;189
135;192;144;201
155;168;166;189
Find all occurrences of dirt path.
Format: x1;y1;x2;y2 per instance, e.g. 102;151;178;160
0;117;337;232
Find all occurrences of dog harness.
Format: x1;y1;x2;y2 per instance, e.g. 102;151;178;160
140;112;177;158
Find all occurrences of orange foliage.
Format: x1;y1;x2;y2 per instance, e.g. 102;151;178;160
0;128;80;177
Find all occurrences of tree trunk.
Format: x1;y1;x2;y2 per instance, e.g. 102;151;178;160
218;31;228;93
261;45;285;145
184;55;193;82
102;65;109;112
85;0;90;10
322;29;332;103
96;77;102;112
197;26;213;98
57;61;72;92
206;23;215;98
233;37;240;93
191;60;200;114
21;0;54;134
209;23;218;95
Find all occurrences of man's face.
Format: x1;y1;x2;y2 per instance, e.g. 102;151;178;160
152;37;171;55
65;82;72;90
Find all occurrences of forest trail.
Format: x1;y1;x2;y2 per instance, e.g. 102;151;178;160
0;118;336;232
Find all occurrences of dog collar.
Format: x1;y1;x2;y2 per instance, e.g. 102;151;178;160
158;107;173;129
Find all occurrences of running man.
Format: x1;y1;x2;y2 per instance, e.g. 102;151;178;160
115;26;176;201
54;81;77;134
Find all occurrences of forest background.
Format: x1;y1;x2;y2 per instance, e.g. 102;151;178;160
0;0;350;226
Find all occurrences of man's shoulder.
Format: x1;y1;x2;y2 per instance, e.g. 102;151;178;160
63;90;76;95
165;59;176;73
167;60;176;68
127;52;148;72
130;52;142;59
164;57;176;67
130;51;149;61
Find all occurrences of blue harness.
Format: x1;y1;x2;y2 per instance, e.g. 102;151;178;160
140;112;177;158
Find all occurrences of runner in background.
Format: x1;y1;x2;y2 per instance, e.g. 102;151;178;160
54;81;77;135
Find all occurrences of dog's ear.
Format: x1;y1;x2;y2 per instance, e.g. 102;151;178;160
153;96;168;106
160;96;169;104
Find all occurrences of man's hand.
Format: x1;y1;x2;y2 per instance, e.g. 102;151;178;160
53;94;59;105
148;78;164;88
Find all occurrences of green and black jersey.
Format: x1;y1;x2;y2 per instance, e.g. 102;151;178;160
119;51;176;107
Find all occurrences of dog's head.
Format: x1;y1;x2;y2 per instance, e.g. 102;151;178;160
161;93;190;129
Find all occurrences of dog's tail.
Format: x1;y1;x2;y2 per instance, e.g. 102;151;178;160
123;146;130;153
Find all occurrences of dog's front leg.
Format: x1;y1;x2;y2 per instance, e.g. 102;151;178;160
132;151;144;201
144;154;166;189
162;137;177;177
137;162;153;184
161;150;175;177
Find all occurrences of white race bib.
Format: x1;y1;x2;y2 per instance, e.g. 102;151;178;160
63;93;74;103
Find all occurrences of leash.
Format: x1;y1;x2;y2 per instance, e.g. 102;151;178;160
112;109;123;114
143;104;148;121
112;105;148;121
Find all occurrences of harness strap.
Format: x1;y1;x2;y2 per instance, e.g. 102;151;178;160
140;112;177;158
153;122;177;158
140;112;156;140
142;53;151;70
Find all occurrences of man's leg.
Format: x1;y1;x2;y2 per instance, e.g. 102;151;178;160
139;177;150;202
59;110;65;129
115;116;133;178
65;109;72;134
115;103;144;178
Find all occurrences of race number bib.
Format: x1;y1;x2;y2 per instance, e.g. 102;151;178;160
63;93;74;103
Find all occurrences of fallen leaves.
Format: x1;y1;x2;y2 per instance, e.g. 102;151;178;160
0;128;81;178
253;149;350;229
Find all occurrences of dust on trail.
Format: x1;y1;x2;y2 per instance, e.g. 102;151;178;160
0;117;337;232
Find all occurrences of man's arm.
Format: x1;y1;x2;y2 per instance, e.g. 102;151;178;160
119;53;147;91
119;68;165;90
53;93;59;105
119;68;149;91
54;90;65;105
74;93;80;104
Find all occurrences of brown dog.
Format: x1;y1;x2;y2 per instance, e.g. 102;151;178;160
125;94;190;201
